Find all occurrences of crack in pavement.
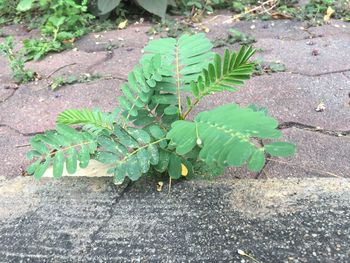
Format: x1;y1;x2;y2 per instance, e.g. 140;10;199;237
0;123;44;137
100;74;127;82
278;121;350;137
0;87;19;104
87;50;115;73
288;68;350;77
77;180;133;259
342;72;350;81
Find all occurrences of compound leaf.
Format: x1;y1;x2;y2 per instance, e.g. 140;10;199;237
168;104;292;172
265;142;296;157
53;150;64;178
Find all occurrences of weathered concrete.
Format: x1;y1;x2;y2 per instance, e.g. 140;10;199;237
0;126;29;178
192;72;350;131
1;18;349;180
256;35;350;76
1;16;350;262
205;15;311;41
264;128;350;178
75;24;151;52
0;79;122;134
89;46;142;77
0;176;350;262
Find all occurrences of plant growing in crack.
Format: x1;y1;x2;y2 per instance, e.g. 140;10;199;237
26;33;296;183
0;36;34;83
50;73;102;90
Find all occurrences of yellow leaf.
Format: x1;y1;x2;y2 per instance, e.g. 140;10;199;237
118;19;128;30
324;7;335;22
156;181;164;192
181;163;188;176
202;26;210;33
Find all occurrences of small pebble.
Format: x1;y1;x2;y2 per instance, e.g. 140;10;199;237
311;50;320;56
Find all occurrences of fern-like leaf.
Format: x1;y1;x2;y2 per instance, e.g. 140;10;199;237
190;46;256;99
118;54;173;126
144;33;214;115
26;124;98;178
95;124;167;184
144;33;214;87
57;108;119;133
167;104;295;172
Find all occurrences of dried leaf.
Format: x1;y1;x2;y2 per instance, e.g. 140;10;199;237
202;26;210;33
156;181;164;192
118;19;128;30
315;101;326;112
181;163;188;176
62;38;75;44
324;7;335;22
271;12;292;19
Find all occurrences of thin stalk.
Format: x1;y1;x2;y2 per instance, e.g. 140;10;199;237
118;138;167;163
182;98;201;119
175;43;182;117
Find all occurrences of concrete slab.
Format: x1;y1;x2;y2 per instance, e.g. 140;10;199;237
0;126;29;178
264;128;350;178
0;176;350;262
192;72;350;131
90;47;143;78
255;35;350;75
0;79;122;134
75;24;151;52
204;17;310;41
26;49;108;79
307;20;349;37
0;84;15;103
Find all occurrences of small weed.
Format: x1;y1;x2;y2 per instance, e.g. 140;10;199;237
302;0;350;25
26;34;295;184
254;60;286;75
23;38;65;61
147;19;194;38
16;0;94;61
0;36;34;83
228;29;256;45
50;73;102;90
171;0;227;17
214;28;256;48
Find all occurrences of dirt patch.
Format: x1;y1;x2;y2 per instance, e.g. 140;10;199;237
0;176;40;221
227;178;350;219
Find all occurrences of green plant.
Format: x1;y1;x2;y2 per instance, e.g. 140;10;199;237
147;19;194;38
26;34;295;183
214;28;256;48
185;0;224;13
0;36;34;83
16;0;94;60
173;0;227;15
0;0;19;25
254;60;286;75
302;0;350;23
50;73;102;90
93;0;170;19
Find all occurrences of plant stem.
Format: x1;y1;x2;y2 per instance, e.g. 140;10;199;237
182;98;200;119
175;43;182;117
119;138;167;163
47;140;93;158
168;177;172;195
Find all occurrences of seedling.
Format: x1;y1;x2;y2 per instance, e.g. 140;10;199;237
214;29;256;47
0;36;34;83
26;34;295;184
50;73;102;90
